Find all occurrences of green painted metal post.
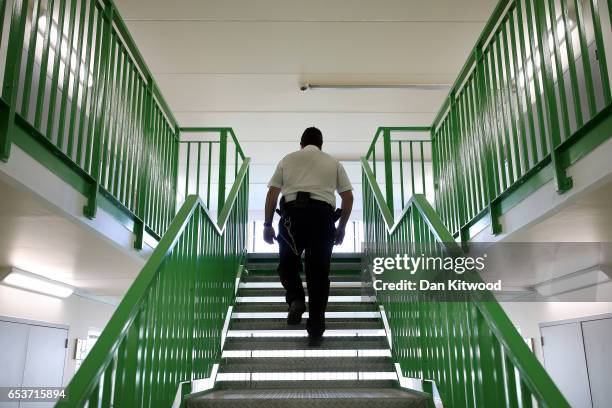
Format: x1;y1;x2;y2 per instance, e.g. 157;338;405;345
84;2;114;219
449;92;470;241
134;80;155;250
382;128;394;215
534;0;573;193
217;128;228;217
0;0;28;162
474;47;501;235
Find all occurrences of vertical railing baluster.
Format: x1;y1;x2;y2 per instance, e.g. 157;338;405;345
66;0;88;158
546;0;571;141
75;0;97;167
0;0;29;161
196;142;201;196
56;0;78;151
589;0;612;104
560;0;584;130
207;141;212;208
34;0;56;129
524;0;549;159
515;0;539;165
84;2;113;219
185;141;191;197
420;141;426;195
409;141;415;197
574;0;598;116
535;0;573;192
382;128;394;215
508;9;532;173
20;0;42;121
217;128;228;217
398;141;405;207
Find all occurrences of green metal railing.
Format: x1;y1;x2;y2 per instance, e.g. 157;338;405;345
179;127;246;218
432;0;612;239
365;127;434;218
361;157;570;408
57;158;250;408
0;0;179;243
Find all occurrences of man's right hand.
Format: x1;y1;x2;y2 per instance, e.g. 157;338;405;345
263;225;276;244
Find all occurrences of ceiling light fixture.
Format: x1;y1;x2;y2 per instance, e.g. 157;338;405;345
0;267;74;298
533;265;612;297
300;83;451;92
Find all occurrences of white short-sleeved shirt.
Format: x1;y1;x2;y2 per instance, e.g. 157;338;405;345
267;145;353;208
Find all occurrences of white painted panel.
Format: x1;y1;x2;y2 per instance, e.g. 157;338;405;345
116;0;497;22
541;323;592;408
582;318;612;408
124;21;485;75
20;326;68;408
0;321;28;408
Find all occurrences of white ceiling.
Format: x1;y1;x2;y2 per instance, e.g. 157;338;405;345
115;0;497;165
0;180;144;299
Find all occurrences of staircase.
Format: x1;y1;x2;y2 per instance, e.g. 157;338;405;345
184;254;433;407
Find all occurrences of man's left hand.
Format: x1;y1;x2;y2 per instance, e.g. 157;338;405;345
334;226;346;245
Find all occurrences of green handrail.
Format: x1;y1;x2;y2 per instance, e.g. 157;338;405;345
57;158;250;407
431;0;612;239
361;157;570;408
0;0;179;242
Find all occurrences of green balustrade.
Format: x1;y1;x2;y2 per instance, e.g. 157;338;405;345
361;157;570;408
365;127;433;218
432;0;612;240
0;0;179;242
179;127;246;218
56;158;250;408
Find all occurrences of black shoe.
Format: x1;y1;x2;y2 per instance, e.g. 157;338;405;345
287;300;306;325
308;334;323;347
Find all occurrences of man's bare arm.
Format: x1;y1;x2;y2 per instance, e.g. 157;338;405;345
263;187;281;244
335;190;353;245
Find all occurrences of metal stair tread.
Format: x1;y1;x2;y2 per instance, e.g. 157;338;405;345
229;319;382;330
238;287;366;296
223;336;390;350
242;274;363;283
218;356;394;373
212;380;401;390
233;302;378;312
185;386;432;407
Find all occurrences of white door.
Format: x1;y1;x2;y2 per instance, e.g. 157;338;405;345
582;318;612;408
0;321;29;408
541;323;592;408
0;320;67;408
20;325;68;408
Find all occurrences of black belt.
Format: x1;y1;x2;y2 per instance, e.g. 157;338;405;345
284;198;333;211
277;193;341;221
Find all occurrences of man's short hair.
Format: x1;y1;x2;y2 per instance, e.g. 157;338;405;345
300;127;323;148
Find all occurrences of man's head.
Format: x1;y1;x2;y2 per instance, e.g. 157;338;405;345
300;127;323;149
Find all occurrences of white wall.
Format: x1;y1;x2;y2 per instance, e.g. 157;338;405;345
501;301;612;362
0;285;116;385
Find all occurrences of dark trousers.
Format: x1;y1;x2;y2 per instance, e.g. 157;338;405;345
277;201;335;336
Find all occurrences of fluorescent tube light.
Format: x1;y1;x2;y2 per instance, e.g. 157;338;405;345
1;267;73;298
301;83;451;91
533;266;611;297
